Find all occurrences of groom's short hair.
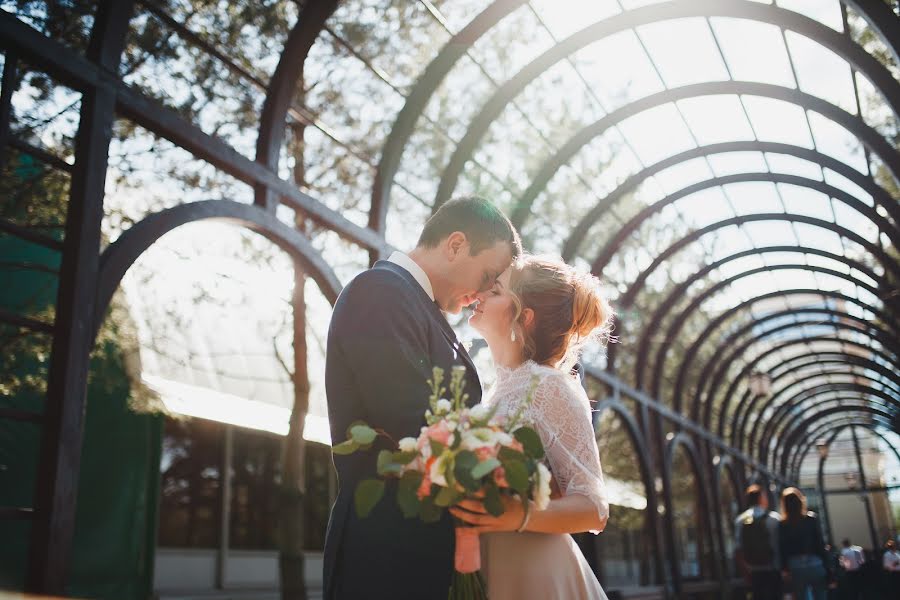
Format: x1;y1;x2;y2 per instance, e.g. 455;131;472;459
417;196;521;257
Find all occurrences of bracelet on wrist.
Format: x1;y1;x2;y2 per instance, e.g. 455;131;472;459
516;499;532;533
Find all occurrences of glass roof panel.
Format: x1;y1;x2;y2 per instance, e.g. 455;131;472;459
722;181;785;215
676;95;756;145
530;0;622;38
652;158;714;194
777;184;835;222
764;153;824;181
785;32;858;115
671;187;736;229
637;18;731;88
710;18;796;87
792;223;846;255
468;6;556;82
807;111;869;174
429;0;496;32
822;169;874;208
741;220;798;247
832;201;880;245
708;152;770;177
572;31;665;111
742;96;815;147
617;103;697;165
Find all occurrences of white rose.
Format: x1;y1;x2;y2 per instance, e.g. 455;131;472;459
436;399;452;413
429;452;449;487
460;427;496;450
495;431;513;446
446;420;458;432
534;463;552;510
468;404;489;422
398;437;417;453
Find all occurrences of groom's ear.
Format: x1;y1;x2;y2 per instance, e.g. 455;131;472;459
444;231;468;260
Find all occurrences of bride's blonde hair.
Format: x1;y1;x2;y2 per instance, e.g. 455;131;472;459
507;255;613;371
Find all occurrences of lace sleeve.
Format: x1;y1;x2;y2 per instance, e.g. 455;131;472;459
528;369;609;533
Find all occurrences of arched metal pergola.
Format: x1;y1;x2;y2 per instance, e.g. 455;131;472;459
1;0;897;597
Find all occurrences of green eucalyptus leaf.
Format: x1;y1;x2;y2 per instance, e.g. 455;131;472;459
471;457;501;480
484;484;504;517
397;471;423;518
504;460;530;495
331;440;359;455
514;427;545;459
434;485;460;507
354;479;385;518
454;450;479;491
350;424;378;446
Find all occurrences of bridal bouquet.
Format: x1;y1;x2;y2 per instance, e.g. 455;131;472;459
333;365;551;599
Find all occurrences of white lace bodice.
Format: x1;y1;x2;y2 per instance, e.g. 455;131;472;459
484;360;609;533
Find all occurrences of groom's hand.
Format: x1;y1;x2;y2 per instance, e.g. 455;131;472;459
449;496;526;533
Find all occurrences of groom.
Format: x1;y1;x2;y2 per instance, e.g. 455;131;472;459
323;197;521;599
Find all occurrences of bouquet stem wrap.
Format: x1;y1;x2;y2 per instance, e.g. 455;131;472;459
454;526;481;573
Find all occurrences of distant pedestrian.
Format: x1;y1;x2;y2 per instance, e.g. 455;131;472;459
778;488;827;600
735;484;781;600
882;539;900;598
839;538;865;600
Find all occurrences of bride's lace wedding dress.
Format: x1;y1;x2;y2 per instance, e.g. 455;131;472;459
480;360;609;600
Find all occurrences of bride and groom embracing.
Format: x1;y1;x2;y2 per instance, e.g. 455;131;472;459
323;197;612;599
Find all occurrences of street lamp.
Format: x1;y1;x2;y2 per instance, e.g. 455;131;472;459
816;439;829;460
749;370;772;397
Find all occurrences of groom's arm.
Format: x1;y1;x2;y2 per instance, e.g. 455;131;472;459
327;270;433;441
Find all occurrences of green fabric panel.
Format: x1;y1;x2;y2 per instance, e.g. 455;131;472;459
0;236;163;599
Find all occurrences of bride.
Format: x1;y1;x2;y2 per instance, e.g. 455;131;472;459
449;254;612;600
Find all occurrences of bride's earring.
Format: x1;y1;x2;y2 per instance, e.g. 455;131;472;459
510;328;517;343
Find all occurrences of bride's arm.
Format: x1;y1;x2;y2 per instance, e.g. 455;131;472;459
450;490;605;534
450;373;609;534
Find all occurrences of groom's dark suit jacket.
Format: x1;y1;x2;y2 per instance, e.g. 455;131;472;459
323;260;482;600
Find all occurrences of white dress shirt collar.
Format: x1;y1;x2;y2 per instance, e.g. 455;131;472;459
387;251;435;302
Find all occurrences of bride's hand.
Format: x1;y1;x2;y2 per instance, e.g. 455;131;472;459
448;495;527;533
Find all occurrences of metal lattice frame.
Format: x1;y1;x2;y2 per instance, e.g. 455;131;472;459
2;0;898;596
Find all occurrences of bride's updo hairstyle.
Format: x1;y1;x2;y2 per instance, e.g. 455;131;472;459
508;255;613;370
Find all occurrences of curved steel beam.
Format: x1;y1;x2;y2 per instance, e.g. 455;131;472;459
843;0;900;67
724;340;900;444
605;211;900;377
369;0;528;234
642;261;888;398
777;405;893;473
760;384;900;463
681;288;899;437
531;141;895;257
762;357;900;424
791;421;900;482
638;242;890;418
663;431;719;589
592;174;900;281
639;258;886;396
430;0;900;213
254;0;339;208
703;317;899;430
726;334;899;450
94;200;343;340
774;400;895;471
679;299;890;422
781;411;890;474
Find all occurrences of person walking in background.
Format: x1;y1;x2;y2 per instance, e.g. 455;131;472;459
735;484;781;599
778;488;827;600
882;539;900;598
839;538;865;600
822;542;841;600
